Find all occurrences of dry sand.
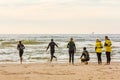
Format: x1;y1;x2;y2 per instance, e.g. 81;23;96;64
0;62;120;80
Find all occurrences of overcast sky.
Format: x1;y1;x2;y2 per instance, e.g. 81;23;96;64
0;0;120;34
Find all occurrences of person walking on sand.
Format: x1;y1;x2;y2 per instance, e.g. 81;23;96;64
80;47;90;65
104;36;112;65
46;39;58;62
67;38;76;65
95;39;103;65
17;41;25;64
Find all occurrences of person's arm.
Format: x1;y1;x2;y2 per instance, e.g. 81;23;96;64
55;43;59;48
95;47;97;51
17;44;19;50
110;40;112;46
109;40;112;46
104;40;111;47
22;44;25;49
74;42;76;53
80;52;84;59
95;43;97;51
46;43;50;51
100;42;103;48
104;41;108;46
67;42;69;48
86;51;89;59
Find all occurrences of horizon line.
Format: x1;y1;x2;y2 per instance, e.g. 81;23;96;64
0;33;119;35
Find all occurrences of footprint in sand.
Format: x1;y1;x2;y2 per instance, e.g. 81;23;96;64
1;66;6;67
109;67;112;69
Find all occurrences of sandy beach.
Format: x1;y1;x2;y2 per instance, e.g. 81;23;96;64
0;62;120;80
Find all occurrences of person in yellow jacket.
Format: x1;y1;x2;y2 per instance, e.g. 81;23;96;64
95;39;103;64
104;36;112;65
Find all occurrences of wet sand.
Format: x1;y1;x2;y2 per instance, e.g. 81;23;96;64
0;62;120;80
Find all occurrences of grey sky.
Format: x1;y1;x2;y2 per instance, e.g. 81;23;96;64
0;0;120;34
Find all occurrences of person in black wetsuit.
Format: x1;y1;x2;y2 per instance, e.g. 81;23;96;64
17;41;25;64
80;47;90;64
46;39;58;62
67;38;76;65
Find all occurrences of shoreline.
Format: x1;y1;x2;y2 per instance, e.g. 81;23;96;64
0;61;119;64
0;60;120;64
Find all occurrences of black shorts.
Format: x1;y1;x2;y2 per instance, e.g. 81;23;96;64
19;50;24;57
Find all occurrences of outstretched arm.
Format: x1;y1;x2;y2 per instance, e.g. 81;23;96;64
80;53;84;59
55;43;59;48
17;44;19;50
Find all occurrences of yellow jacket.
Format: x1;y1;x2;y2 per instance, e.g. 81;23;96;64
95;41;103;53
104;39;112;52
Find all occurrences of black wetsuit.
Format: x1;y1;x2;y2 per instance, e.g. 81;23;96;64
67;41;76;64
17;44;25;57
47;42;58;61
80;50;90;62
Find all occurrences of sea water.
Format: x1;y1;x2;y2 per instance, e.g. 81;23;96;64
0;34;120;63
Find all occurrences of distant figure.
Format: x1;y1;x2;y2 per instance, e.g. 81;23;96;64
17;41;25;64
104;36;112;65
95;39;103;65
67;38;76;65
46;39;58;62
80;47;90;65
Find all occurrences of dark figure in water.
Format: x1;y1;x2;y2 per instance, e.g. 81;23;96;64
46;39;58;62
67;38;76;65
17;41;25;64
80;47;90;65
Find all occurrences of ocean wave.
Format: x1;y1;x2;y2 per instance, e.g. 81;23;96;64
0;34;120;62
30;57;49;60
0;40;47;47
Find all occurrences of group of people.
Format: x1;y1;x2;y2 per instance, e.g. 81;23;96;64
17;36;112;65
95;36;112;65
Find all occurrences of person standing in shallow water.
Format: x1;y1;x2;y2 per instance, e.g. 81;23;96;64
67;38;76;65
46;39;58;62
17;41;25;64
104;36;112;65
95;39;103;65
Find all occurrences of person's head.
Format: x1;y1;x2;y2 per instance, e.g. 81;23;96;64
19;41;22;44
105;36;109;40
83;47;86;50
51;39;54;42
96;38;100;42
70;37;73;41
